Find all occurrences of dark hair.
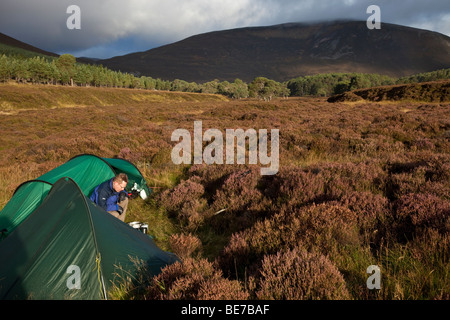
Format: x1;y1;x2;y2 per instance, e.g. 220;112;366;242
113;173;128;184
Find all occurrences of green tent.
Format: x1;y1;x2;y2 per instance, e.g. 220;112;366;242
0;155;179;300
0;154;150;238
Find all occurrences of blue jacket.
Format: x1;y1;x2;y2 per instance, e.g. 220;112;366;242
90;178;123;212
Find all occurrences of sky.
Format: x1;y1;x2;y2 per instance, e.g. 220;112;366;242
1;0;449;59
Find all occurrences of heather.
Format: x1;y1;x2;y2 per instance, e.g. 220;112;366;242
256;247;351;300
0;83;449;300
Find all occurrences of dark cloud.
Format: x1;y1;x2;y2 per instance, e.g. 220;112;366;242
1;0;449;58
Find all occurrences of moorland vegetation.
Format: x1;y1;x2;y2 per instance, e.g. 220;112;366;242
0;81;448;300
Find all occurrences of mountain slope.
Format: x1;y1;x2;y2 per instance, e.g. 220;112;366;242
328;80;450;103
97;20;450;83
0;32;59;58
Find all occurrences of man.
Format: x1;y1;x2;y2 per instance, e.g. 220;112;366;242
90;173;129;222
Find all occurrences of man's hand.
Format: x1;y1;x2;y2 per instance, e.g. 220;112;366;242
118;191;128;202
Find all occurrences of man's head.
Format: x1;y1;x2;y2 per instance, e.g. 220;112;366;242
112;173;128;193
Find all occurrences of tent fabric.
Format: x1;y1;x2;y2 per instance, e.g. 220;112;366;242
38;154;117;196
0;154;150;239
0;177;179;300
0;180;52;238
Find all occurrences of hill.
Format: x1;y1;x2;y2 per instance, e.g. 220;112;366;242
0;32;58;58
96;20;450;83
0;83;227;114
327;80;450;103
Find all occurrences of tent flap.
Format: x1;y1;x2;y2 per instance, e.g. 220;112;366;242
0;178;104;299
